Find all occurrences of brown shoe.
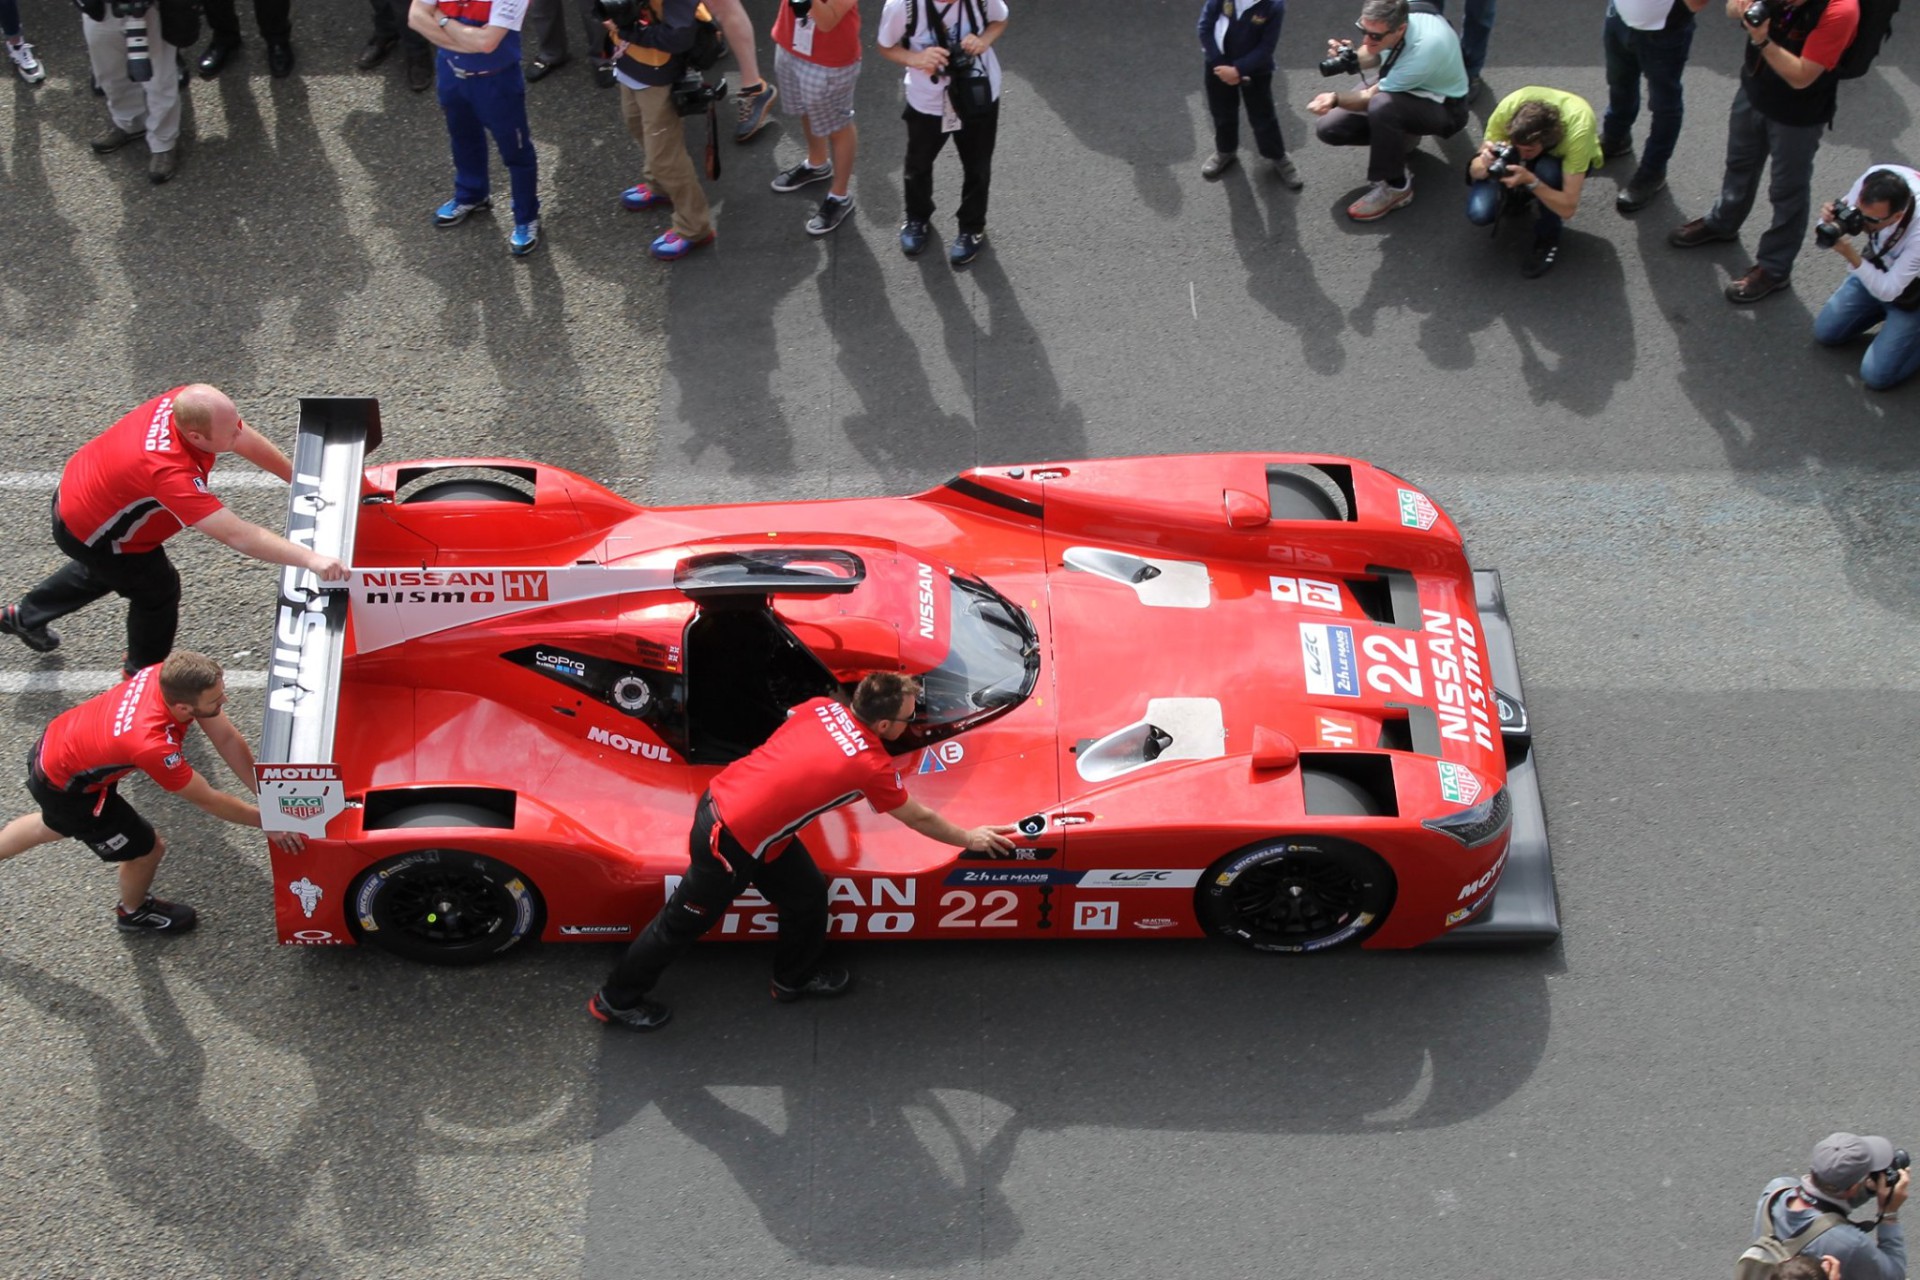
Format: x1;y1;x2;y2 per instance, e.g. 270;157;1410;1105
1668;216;1738;248
91;123;142;154
1725;264;1788;304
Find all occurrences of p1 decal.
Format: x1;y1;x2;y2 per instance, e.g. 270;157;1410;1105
1299;623;1360;698
1397;489;1439;530
1437;761;1483;806
1269;576;1343;611
1073;902;1118;931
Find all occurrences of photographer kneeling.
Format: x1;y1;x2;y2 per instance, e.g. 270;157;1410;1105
605;0;718;261
1465;90;1602;278
1749;1132;1909;1280
1812;165;1920;393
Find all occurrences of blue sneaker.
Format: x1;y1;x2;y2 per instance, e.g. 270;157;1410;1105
621;181;672;211
899;219;930;257
949;230;986;267
650;228;715;261
434;197;491;227
510;218;541;256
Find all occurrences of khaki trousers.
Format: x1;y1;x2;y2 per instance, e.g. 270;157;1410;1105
620;83;713;240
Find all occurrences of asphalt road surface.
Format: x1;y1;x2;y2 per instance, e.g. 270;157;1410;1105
2;0;1918;1277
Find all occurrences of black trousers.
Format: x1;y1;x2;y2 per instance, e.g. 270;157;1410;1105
203;0;291;42
903;99;999;235
17;496;182;670
368;0;431;56
1313;89;1457;186
601;792;830;1007
1204;71;1287;160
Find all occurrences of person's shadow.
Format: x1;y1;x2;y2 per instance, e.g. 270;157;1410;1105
1222;164;1348;375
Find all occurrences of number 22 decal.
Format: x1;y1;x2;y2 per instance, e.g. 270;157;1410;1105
939;889;1019;928
1362;634;1424;698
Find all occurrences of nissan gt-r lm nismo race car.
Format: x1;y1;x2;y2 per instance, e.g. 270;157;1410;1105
256;398;1559;965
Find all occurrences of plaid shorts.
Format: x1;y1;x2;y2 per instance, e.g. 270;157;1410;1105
774;46;861;130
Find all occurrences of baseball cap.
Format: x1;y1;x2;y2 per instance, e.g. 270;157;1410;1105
1808;1132;1896;1191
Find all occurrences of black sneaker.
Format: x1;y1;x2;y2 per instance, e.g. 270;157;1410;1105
900;219;930;256
806;194;855;237
771;965;852;1003
949;230;986;267
115;896;198;933
772;160;832;193
1522;236;1560;279
0;604;58;653
587;990;672;1031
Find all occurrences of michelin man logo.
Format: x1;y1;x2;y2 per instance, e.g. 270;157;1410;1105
290;877;323;919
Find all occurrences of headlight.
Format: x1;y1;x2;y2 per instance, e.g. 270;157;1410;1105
1422;786;1511;847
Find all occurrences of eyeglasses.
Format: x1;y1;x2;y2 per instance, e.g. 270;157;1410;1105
1353;21;1392;42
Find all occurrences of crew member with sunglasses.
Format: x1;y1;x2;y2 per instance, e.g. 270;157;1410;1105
1814;164;1920;391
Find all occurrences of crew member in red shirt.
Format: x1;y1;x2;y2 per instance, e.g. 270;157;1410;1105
0;385;349;674
0;651;304;932
591;671;1015;1030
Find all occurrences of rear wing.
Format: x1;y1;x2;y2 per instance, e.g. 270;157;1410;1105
256;397;380;834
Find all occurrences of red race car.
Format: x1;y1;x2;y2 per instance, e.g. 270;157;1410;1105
257;398;1559;964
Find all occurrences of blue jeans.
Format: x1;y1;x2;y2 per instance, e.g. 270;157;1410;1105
1466;153;1564;237
1814;275;1920;391
1602;5;1694;180
1432;0;1495;81
437;58;541;225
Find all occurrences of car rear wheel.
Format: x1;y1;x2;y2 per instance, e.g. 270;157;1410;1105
1197;837;1396;953
348;809;544;965
402;477;534;504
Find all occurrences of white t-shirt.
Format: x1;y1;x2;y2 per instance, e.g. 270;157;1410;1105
1612;0;1677;31
1844;165;1920;304
876;0;1009;117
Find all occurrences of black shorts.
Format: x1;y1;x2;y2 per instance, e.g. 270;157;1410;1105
27;772;158;863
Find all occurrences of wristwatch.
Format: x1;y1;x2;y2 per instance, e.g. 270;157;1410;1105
1522;180;1539;191
438;12;450;24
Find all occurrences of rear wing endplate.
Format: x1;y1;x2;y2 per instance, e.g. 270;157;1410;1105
256;397;380;834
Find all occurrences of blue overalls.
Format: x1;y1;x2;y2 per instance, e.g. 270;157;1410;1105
437;0;540;225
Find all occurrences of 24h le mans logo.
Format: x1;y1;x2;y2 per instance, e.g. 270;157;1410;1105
1397;489;1439;530
279;795;326;821
1437;762;1482;806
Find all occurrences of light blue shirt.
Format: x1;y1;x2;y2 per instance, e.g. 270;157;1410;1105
1376;11;1468;101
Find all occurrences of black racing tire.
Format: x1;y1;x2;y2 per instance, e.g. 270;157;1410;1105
348;821;544;965
402;478;534;505
1267;470;1345;522
1197;836;1397;954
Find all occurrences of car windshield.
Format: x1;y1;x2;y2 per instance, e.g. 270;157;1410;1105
893;573;1039;753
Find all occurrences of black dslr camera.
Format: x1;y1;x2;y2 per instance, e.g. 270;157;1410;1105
1816;197;1868;247
1742;0;1779;28
788;0;811;18
1883;1150;1913;1186
594;0;644;39
1319;41;1361;77
108;0;156;82
1486;142;1521;181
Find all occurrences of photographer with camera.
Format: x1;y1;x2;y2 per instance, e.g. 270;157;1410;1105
1306;0;1468;223
409;0;544;257
769;0;863;237
877;0;1008;266
79;0;194;183
1811;165;1920;391
1195;0;1303;191
1746;1132;1908;1280
1666;0;1858;304
603;0;719;260
1464;90;1603;278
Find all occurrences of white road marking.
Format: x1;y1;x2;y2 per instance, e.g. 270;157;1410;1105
0;670;268;694
0;471;285;490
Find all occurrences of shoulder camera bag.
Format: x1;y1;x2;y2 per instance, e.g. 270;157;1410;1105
921;0;996;120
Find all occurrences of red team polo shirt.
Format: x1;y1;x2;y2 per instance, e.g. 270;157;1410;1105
709;697;909;857
772;0;862;66
58;388;224;554
35;666;196;796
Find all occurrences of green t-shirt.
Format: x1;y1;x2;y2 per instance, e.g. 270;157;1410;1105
1485;86;1604;175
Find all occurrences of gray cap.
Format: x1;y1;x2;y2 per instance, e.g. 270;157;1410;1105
1809;1132;1896;1191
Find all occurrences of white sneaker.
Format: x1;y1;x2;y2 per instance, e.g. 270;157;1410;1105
8;39;46;85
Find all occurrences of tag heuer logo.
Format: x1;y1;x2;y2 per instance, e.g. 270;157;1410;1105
1397;488;1438;530
1437;762;1482;806
279;795;326;820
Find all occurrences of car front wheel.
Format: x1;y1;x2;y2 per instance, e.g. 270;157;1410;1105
1197;837;1396;953
348;845;545;966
